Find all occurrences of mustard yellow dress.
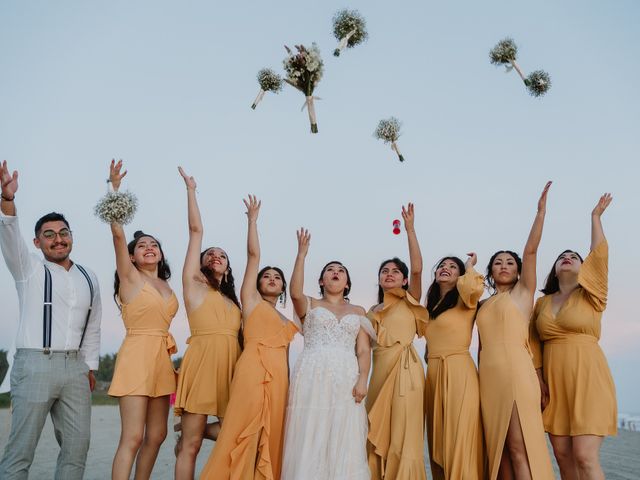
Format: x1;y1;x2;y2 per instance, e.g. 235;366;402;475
531;240;617;436
424;268;485;480
200;301;299;480
476;292;554;480
174;289;241;417
109;283;178;397
366;288;427;480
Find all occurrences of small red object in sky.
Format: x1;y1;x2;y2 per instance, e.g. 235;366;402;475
393;219;401;235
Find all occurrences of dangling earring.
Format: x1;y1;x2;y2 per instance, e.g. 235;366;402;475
279;293;286;307
224;271;228;283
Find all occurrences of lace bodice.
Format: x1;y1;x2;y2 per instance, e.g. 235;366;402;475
302;307;365;352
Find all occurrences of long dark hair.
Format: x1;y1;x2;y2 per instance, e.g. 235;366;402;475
200;247;241;309
319;260;351;298
377;257;409;304
485;250;522;295
257;265;288;306
540;249;584;295
426;256;466;319
113;231;171;307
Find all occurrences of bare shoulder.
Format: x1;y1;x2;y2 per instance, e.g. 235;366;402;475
348;304;367;316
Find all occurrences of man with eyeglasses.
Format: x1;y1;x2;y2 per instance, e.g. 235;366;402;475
0;160;102;480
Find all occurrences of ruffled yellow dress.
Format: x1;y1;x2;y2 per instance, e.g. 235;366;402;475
476;292;554;480
109;283;178;397
200;301;299;480
174;289;241;417
366;288;427;480
424;268;485;480
531;240;617;436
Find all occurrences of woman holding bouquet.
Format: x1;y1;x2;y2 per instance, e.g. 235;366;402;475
281;229;375;479
476;182;555;480
531;194;616;480
107;160;178;480
366;203;428;479
199;195;299;479
173;167;242;480
423;253;485;479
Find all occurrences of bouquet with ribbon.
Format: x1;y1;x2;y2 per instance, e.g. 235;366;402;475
251;68;283;109
490;38;551;97
283;43;324;133
332;9;368;57
375;117;405;162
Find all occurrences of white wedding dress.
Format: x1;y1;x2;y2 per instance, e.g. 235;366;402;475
281;305;376;480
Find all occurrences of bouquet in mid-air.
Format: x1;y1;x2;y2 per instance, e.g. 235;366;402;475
283;43;324;133
94;190;138;225
375;117;405;162
489;38;551;97
332;9;368;57
251;68;283;110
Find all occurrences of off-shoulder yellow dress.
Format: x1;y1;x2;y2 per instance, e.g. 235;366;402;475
531;240;617;436
366;288;427;480
109;283;179;397
477;292;554;480
424;268;485;480
174;289;241;417
200;301;299;480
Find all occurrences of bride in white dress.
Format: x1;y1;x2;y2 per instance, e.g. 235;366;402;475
281;228;376;480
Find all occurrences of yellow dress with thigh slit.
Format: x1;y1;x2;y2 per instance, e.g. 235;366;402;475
476;292;554;480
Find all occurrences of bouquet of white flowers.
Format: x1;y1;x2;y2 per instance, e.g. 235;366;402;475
332;9;368;57
374;117;405;162
283;43;324;133
251;68;283;110
490;38;551;97
94;190;138;225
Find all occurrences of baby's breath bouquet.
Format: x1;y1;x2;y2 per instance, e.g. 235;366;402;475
251;68;283;110
374;117;405;162
283;43;324;133
332;9;368;57
94;190;138;225
490;38;551;97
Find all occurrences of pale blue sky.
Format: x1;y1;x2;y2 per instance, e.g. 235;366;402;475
1;1;639;412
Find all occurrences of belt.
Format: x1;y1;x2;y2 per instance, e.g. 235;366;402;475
546;334;598;345
126;328;177;354
18;348;80;356
427;349;470;467
187;327;238;343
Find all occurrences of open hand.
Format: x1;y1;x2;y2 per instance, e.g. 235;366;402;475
0;160;18;199
296;228;311;257
537;181;552;213
401;202;415;232
243;194;261;222
109;159;127;191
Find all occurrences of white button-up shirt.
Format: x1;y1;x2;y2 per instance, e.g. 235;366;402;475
0;213;101;370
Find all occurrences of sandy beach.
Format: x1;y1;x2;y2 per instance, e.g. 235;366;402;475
1;406;639;479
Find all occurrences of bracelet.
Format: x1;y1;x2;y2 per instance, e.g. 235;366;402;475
1;194;14;202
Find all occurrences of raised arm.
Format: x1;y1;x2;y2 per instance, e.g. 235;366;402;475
0;160;17;217
240;195;263;312
178;167;205;288
516;181;551;297
590;193;612;251
109;160;137;286
290;228;310;320
402;202;423;301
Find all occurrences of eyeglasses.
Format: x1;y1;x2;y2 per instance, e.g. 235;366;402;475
41;228;72;240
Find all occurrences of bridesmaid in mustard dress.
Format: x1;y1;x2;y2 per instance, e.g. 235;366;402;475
476;181;554;480
174;167;242;479
366;202;428;480
107;160;178;480
423;253;485;479
531;193;615;480
200;195;299;479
